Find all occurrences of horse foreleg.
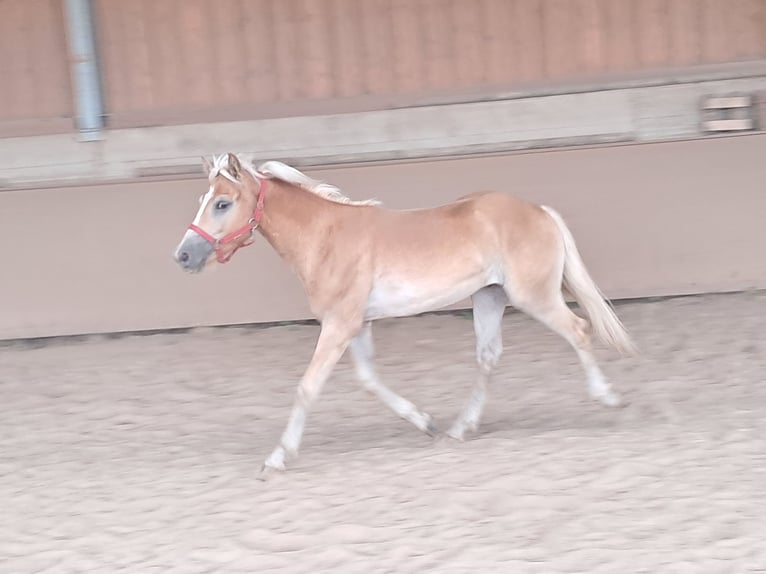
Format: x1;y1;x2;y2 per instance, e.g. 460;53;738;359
351;322;437;435
261;321;352;476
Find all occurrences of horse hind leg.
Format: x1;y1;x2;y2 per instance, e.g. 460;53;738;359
448;284;508;441
513;289;623;408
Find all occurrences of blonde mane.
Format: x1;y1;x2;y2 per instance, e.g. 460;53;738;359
208;154;381;206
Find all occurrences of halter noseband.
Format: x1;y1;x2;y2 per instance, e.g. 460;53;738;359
187;177;266;264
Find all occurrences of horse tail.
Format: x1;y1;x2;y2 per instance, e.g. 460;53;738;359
541;206;638;356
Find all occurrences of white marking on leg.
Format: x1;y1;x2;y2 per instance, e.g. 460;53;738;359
448;286;506;441
351;323;435;434
577;348;622;407
521;296;623;409
262;324;351;473
514;289;623;407
263;445;287;471
449;380;487;437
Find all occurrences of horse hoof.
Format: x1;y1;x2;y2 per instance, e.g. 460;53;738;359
446;427;466;442
592;387;626;409
258;460;285;481
602;392;626;408
614;395;629;408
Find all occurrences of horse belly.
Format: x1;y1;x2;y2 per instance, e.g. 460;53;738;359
364;272;494;320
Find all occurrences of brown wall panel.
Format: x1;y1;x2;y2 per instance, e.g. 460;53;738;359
92;0;766;128
182;0;217;106
603;0;639;72
453;0;485;86
637;0;671;68
544;0;578;79
242;0;280;104
211;0;247;104
735;0;766;60
421;0;455;90
578;0;607;75
0;0;72;135
299;0;335;99
514;0;546;83
360;0;394;95
481;0;511;86
272;0;302;101
143;1;181;107
2;1;765;133
701;0;733;64
391;0;425;92
669;0;701;66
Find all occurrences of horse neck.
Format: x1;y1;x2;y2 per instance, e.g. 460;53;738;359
255;179;337;278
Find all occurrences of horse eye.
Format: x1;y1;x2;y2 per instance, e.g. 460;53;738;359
214;199;231;211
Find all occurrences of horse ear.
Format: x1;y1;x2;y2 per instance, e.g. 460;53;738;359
201;156;213;175
227;152;242;179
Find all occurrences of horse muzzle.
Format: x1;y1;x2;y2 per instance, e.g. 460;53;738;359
174;230;214;273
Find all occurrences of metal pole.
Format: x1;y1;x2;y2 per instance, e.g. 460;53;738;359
64;0;104;141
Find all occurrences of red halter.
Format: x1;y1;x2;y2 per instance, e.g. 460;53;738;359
187;178;266;264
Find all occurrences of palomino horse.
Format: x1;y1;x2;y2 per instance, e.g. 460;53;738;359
174;153;636;475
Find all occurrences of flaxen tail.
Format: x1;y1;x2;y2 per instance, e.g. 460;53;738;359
541;206;638;356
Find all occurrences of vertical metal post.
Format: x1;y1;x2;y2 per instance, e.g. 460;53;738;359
64;0;104;141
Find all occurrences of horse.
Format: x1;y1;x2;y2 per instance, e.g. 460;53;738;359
173;152;636;476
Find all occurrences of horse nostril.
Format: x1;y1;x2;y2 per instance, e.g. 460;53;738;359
178;251;190;263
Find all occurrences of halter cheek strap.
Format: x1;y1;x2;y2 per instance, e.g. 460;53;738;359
187;178;266;264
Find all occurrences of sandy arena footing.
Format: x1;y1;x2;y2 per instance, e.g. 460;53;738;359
1;291;765;573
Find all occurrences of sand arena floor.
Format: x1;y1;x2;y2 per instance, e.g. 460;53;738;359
1;291;765;573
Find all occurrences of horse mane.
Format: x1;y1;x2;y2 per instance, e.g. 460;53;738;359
255;160;381;206
207;154;381;206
